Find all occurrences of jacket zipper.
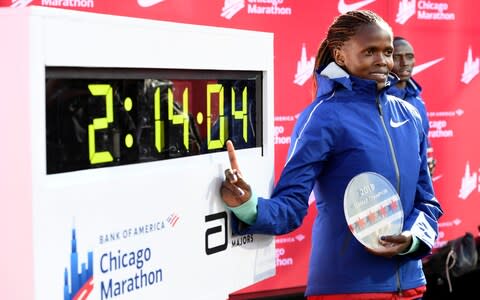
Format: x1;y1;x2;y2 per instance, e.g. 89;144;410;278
375;96;401;191
375;95;403;294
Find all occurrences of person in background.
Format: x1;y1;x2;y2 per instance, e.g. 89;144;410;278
220;10;443;300
388;37;436;175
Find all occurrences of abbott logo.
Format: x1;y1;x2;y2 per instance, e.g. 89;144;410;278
396;0;416;24
293;43;315;86
10;0;34;7
221;0;245;19
204;211;228;255
458;161;477;200
461;46;479;84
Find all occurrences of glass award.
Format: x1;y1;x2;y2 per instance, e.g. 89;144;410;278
344;172;404;250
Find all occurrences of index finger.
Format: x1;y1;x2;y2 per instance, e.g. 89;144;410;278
226;140;240;171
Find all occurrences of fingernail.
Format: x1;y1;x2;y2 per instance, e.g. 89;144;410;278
237;188;245;197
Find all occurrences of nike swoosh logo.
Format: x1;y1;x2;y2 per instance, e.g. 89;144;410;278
338;0;376;14
432;175;443;182
138;0;165;8
390;119;409;128
412;58;444;76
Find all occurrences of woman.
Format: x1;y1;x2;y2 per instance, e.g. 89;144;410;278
221;10;443;299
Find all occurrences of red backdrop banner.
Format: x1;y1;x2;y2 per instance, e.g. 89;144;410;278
3;0;479;297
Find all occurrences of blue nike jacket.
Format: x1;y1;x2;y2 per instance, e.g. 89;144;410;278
231;62;443;296
388;78;430;145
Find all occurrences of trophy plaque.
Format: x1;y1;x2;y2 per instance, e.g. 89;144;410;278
344;172;404;249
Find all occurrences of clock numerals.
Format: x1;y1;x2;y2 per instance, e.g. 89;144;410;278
168;87;190;151
46;69;259;174
87;82;249;164
154;87;165;153
88;84;114;164
207;84;225;150
232;86;248;143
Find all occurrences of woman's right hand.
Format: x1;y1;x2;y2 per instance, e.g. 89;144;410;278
220;140;252;207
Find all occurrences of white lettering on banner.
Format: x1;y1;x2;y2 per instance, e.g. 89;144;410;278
275;247;294;267
221;0;292;19
438;218;462;228
274;125;291;145
274;125;284;136
428;119;453;138
274;135;291;145
417;10;455;20
418;0;447;10
275;115;295;122
247;4;291;15
276;234;305;244
41;0;94;8
417;0;455;21
396;0;455;24
428;109;464;117
248;0;284;5
276;237;296;244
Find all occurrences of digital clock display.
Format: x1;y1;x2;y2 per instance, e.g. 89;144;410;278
46;68;262;174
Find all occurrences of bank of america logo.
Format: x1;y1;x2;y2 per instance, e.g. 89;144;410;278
293;43;315;86
396;0;416;24
167;213;180;227
221;0;245;19
10;0;34;7
458;161;477;200
461;46;479;84
64;228;94;300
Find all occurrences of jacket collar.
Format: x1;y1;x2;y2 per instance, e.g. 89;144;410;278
388;77;422;99
315;62;398;98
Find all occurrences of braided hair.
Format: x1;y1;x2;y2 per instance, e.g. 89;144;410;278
313;10;392;92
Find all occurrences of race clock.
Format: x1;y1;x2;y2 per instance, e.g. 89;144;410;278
1;6;275;300
46;68;262;174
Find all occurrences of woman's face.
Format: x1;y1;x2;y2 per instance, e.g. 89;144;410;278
335;23;394;90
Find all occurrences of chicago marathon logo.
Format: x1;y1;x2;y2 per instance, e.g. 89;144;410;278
396;0;456;25
293;43;315;86
64;227;94;300
221;0;292;20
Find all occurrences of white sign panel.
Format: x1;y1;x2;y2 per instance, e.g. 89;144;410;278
0;7;275;300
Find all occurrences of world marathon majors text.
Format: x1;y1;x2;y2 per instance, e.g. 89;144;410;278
99;247;163;299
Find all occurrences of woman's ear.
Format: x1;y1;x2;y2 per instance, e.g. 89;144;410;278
333;48;345;66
